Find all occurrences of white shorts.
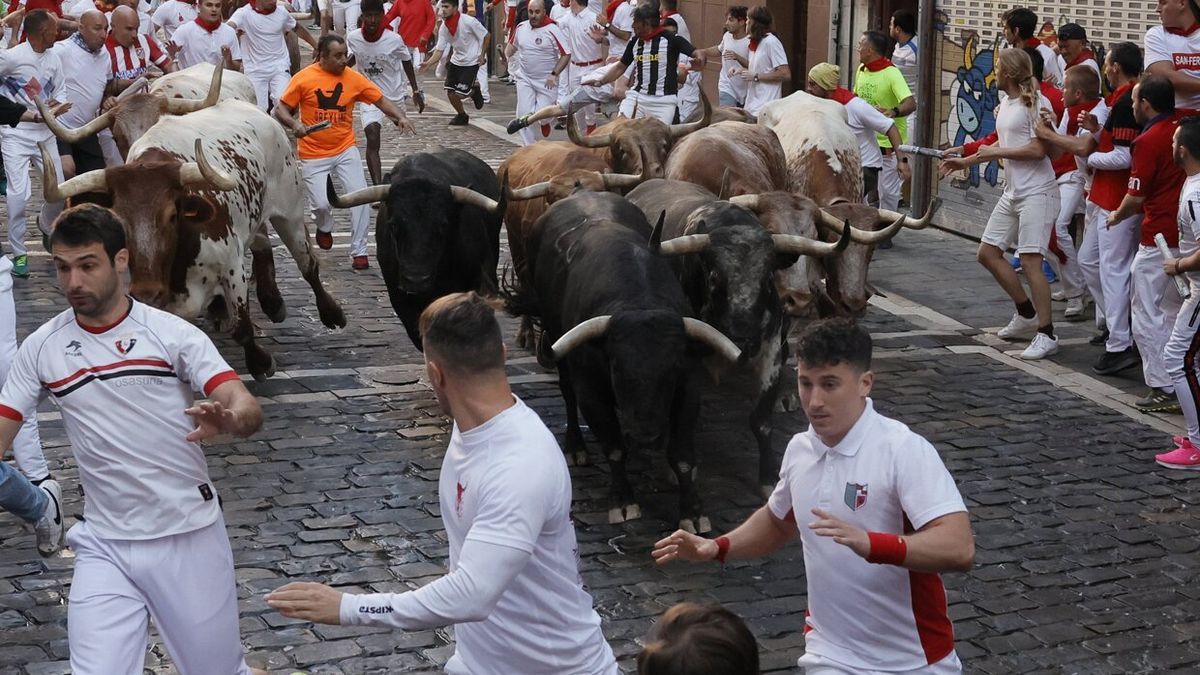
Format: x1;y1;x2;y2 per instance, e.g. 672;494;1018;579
358;97;405;128
618;91;677;124
981;189;1059;256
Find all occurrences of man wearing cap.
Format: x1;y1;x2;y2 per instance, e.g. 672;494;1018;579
1146;0;1200;115
1056;23;1099;78
807;62;909;203
853;30;914;222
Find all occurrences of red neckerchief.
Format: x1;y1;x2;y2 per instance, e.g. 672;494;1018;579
642;26;667;40
362;24;388;41
1066;49;1095;68
444;10;460;36
750;33;770;51
1023;37;1041;48
830;87;855;105
251;3;274;14
661;10;676;19
861;56;893;72
604;0;622;22
1108;82;1134;107
531;18;556;27
1063;101;1099;135
1166;22;1200;36
195;15;222;32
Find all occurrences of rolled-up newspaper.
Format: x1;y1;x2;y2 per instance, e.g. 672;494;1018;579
1155;232;1191;300
897;144;961;159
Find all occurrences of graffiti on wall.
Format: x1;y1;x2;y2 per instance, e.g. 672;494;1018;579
941;30;1002;188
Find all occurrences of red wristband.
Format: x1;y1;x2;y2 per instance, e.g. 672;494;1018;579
866;531;907;566
714;536;731;563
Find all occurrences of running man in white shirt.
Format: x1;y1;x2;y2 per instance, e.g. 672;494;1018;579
50;10;113;178
167;0;242;71
347;0;424;185
150;0;197;41
556;0;602;132
504;0;568;145
228;0;317;110
267;292;619;675
1146;0;1200;114
419;0;489;125
740;6;788;117
652;318;974;674
0;204;266;675
695;5;748;108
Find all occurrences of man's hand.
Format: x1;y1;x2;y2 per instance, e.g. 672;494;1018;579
1106;210;1119;229
975;144;1002;162
412;90;426;113
418;56;434;73
1079;111;1100;134
390;112;416;135
877;105;896;118
1164;256;1181;276
184;400;241;442
808;508;870;558
580;74;599;86
265;582;344;624
938;156;968;177
587;24;605;42
545;73;558;89
291;121;308;137
477;53;487;65
651;529;719;565
898;159;912;182
100;97;117;112
167;41;182;57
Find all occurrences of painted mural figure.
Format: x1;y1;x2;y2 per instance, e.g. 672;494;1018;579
952;35;1000;187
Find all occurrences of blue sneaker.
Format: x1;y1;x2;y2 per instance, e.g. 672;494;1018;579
1010;256;1022;272
1042;260;1058;284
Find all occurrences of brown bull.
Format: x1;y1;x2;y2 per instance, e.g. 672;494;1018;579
566;91;713;179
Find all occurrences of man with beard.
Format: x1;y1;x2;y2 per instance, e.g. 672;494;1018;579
504;0;568;145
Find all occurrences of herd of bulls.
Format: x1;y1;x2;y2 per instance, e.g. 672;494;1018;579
34;67;939;532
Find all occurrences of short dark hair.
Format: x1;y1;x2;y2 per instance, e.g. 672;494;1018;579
1178;116;1200;161
1004;7;1038;40
727;5;747;21
861;30;889;59
637;603;759;675
360;0;385;14
891;9;915;35
574;0;588;7
23;8;54;37
51;204;127;262
317;34;346;57
795;318;872;372
748;5;771;28
1109;41;1143;78
1138;74;1176;114
1023;45;1044;81
419;292;505;374
632;4;660;27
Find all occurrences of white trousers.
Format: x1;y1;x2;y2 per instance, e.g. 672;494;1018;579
247;69;291;111
302;145;370;256
1078;203;1139;352
1131;244;1182;389
879;153;902;212
1166;290;1200;443
66;518;252;675
330;0;360;33
618;92;677;124
2;126;65;256
515;77;557;146
1051;171;1087;298
0;264;44;479
800;650;961;674
476;57;490;100
1078;203;1106;330
563;64;596;129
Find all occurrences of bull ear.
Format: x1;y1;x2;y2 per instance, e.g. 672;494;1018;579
648;210;667;253
177;194;216;224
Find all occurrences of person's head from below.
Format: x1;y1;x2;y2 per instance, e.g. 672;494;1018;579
631;4;661;40
805;62;840;97
1002;6;1037;45
198;0;223;24
317;34;348;74
794;318;873;446
1174;115;1200;168
360;0;386;33
109;5;140;47
437;0;458;20
747;5;771;41
1133;73;1175;125
889;9;915;40
1062;64;1101;106
527;0;547;27
419;292;508;416
857;30;888;64
724;5;747;34
76;10;109;52
637;602;759;675
50;205;130;321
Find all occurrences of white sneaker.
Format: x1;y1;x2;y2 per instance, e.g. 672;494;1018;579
997;313;1039;340
1019;333;1059;360
34;479;64;557
1064;296;1086;318
1051;289;1067;301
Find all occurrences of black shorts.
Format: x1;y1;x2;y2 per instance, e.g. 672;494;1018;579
444;62;480;96
56;134;106;174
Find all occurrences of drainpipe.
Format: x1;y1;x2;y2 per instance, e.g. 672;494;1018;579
910;0;937;217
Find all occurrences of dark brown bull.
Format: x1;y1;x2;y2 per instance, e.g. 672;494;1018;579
565;90;713;179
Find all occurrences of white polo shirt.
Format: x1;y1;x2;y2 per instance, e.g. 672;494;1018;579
509;19;567;82
434;12;489;67
151;0;198;41
1146;24;1200;111
606;0;635;60
170;19;243;70
228;4;296;76
0;300;240;541
561;7;602;66
1179;173;1200;292
51;34;114;128
767;399;967;672
346;27;412;101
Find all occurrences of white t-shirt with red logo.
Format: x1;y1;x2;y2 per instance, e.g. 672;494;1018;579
228;4;296;76
509;19;567;83
1146;24;1200;111
767;399;967;672
0;300;240;540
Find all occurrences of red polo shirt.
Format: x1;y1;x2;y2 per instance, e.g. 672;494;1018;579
1089;83;1139;212
1128;113;1186;246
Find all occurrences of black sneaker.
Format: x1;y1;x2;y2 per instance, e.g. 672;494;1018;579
449;113;470;126
507;115;531;135
1092;347;1141;376
1135;387;1180;413
1089;328;1110;346
469;85;484;110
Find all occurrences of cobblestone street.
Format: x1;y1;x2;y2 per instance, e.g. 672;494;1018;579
3;75;1200;674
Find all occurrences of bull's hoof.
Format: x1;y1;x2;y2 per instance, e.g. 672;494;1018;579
318;297;348;329
263;301;287;324
607;503;642;524
776;389;801;413
565;448;589;466
679;516;712;535
247;351;277;382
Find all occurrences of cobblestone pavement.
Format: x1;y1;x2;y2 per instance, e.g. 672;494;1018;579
3;75;1200;675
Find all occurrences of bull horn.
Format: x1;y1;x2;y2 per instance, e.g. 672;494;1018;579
657;234;710;257
115;77;148;102
566;102;610;148
164;63;223;114
550;315;612;360
600;170;642;190
716;168;733;200
682;317;742;363
506;181;554;201
850;213;907;245
450;185;501;213
728;194;761;212
669;89;712;139
39;142;107;201
327;176;389;208
179;139;237;191
875;197;941;230
35;94;114;144
772;220;852;258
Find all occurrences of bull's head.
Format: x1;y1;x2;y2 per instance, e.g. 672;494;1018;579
40;139;237;308
504;165;648;203
327;177;504;296
36;63;224;160
815;199;941;316
566;91;712;179
550;310;740;448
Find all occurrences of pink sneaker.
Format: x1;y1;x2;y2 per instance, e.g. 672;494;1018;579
1156;439;1200;470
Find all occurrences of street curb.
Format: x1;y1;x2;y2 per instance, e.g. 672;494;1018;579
423;95;522;148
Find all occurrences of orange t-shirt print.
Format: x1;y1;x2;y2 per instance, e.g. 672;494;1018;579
279;63;383;159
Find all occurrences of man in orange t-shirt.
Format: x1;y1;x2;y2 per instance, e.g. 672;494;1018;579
275;34;414;270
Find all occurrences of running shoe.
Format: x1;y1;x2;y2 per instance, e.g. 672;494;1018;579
506;114;531;135
1019;333;1058;360
469;85;484;110
315;231;333;250
1052;289;1067;301
997;313;1038;340
1092;347;1141;376
1010;256;1022;272
1041;260;1058;283
1090;328;1110;346
1136;388;1180;413
352;255;369;270
449;113;470;126
35;479;64;557
1156;439;1200;470
12;254;28;278
1064;296;1086;319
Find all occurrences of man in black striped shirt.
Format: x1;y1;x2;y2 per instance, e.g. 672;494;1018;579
581;4;703;123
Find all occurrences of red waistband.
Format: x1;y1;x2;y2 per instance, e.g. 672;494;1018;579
572;58;603;67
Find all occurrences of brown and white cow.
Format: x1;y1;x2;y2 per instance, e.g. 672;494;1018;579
40;100;344;380
565;91;713;179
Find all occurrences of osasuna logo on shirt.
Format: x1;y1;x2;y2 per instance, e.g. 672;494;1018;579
64;340;82;356
115;336;138;355
456;481;467;517
844;482;868;511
